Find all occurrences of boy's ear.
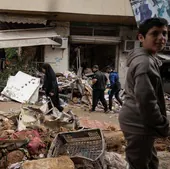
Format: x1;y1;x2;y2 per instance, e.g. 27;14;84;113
138;33;145;43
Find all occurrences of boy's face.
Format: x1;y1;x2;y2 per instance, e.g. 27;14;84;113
138;26;168;54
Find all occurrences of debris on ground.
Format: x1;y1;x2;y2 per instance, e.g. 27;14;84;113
165;93;170;112
155;137;170;151
1;71;40;104
76;117;118;131
0;95;11;102
48;129;106;169
4;70;170;168
21;156;75;169
104;152;127;169
103;131;125;153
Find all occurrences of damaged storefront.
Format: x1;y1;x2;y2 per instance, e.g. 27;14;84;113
0;17;70;91
69;23;121;74
0;14;49;69
0;27;61;90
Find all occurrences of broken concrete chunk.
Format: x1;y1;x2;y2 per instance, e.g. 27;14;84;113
103;131;125;153
7;150;25;166
0;150;25;169
104;152;127;169
21;156;74;169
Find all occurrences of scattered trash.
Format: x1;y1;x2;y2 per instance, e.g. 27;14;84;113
103;131;125;153
0;95;11;102
104;152;127;169
0;69;169;169
11;130;46;156
48;129;106;169
155;136;170;151
17;108;40;131
7;150;25;167
165;93;170;112
8;162;23;169
21;156;75;169
1;71;40;103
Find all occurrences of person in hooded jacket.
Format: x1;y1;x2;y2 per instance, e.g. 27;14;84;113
106;66;122;111
42;63;63;112
119;18;169;169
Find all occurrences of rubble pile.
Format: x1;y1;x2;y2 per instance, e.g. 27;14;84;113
57;71;93;108
21;156;75;169
155;137;170;151
0;104;77;168
3;71;170;168
0;71;125;169
57;71;122;112
105;152;128;169
0;105;125;169
165;93;170;112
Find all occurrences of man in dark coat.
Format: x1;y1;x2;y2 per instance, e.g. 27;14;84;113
91;65;108;112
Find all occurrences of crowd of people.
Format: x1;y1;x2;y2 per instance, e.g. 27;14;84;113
40;62;123;114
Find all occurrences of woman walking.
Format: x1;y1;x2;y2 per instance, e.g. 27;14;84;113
42;63;63;112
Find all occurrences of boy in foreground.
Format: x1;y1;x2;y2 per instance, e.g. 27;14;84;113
119;18;169;169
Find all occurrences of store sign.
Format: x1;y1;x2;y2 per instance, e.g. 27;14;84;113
130;0;170;25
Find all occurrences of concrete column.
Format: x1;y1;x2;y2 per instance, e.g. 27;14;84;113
44;22;70;73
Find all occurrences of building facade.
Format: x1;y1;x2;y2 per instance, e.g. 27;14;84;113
0;0;138;87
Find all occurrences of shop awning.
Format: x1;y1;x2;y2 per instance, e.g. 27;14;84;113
0;14;47;25
0;28;61;48
0;38;60;48
70;35;121;44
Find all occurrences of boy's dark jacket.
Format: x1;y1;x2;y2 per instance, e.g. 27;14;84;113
119;47;169;137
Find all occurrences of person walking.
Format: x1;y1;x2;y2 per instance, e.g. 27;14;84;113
91;65;108;112
106;66;122;111
119;18;169;169
42;63;64;112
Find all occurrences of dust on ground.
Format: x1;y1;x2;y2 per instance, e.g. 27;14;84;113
66;105;119;125
0;102;119;125
1;101;170;168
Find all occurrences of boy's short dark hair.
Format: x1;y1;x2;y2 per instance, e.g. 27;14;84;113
138;18;168;37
